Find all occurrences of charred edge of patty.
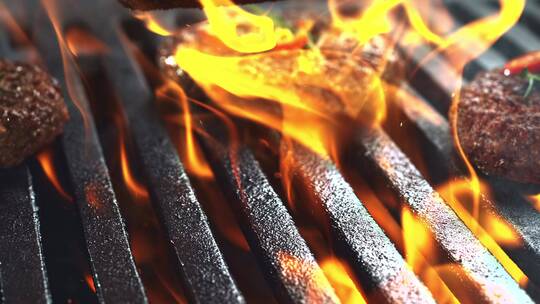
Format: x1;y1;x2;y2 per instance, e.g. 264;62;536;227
451;69;540;185
0;60;69;167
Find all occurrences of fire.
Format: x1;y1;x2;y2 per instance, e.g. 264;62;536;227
144;0;527;298
276;252;340;302
42;0;92;137
198;0;289;53
116;116;150;200
401;207;459;303
319;258;367;304
65;27;109;56
528;194;540;212
133;12;173;37
437;180;528;287
85;274;96;293
37;148;73;202
156;81;213;178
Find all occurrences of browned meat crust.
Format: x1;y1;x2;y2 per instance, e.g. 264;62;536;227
119;0;282;10
0;60;68;167
158;22;402;123
450;69;540;184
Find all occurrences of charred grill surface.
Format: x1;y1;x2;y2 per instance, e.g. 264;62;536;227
82;13;245;303
0;24;51;304
0;166;51;304
31;5;148;303
198;127;339;304
356;127;533;303
287;143;435;304
397;2;540;290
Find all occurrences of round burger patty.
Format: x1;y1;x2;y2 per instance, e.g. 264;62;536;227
0;60;68;167
450;69;540;184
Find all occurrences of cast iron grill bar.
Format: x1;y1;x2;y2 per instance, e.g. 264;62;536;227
197;126;339;304
397;4;540;279
393;82;540;279
287;143;435;303
0;167;51;304
0;25;51;304
31;5;148;303
522;0;540;34
79;9;245;303
453;1;540;57
355;127;533;303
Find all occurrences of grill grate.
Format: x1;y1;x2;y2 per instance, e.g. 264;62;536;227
0;0;539;303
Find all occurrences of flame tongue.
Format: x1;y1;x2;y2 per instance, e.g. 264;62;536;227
198;0;291;53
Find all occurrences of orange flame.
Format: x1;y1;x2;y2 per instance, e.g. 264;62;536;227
85;274;96;293
133;12;173;37
528;194;540;212
37;149;73;202
156;81;213;178
320;258;367;304
116;116;150;200
401;207;459;303
437;180;528;287
65;27;109;56
41;0;92;139
276;252;340;302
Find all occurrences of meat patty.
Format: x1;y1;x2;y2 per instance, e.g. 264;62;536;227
0;60;68;167
450;69;540;184
119;0;282;10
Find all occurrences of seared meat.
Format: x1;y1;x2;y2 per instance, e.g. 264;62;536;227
450;69;540;184
0;60;68;167
119;0;282;10
159;23;402;123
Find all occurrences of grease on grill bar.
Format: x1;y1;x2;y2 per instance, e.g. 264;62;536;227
0;166;51;304
87;16;245;303
32;7;148;303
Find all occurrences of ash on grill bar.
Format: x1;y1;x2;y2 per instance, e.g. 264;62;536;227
1;0;540;303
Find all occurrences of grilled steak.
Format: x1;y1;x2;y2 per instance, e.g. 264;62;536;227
119;0;282;10
450;69;540;184
159;22;402;123
0;60;68;167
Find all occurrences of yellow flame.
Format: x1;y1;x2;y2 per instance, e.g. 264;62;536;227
437;180;528;287
133;12;173;37
329;0;401;45
320;258;367;304
402;207;459;303
198;0;290;53
156;80;213;178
